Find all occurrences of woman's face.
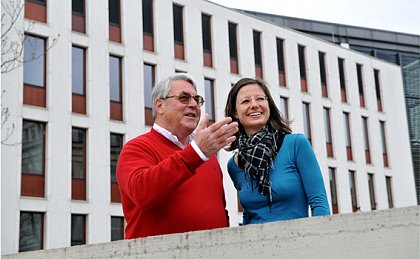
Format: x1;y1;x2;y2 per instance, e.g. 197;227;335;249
234;83;270;136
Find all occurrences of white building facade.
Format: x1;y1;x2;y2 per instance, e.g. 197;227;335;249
1;0;416;255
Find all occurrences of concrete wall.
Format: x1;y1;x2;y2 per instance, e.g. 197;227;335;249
4;206;419;259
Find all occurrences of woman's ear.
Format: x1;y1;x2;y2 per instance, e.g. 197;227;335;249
234;111;239;119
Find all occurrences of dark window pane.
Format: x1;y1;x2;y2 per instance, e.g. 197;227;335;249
368;174;376;210
110;134;123;183
279;97;288;120
72;46;85;95
21;121;45;175
142;0;153;35
253;31;262;66
23;35;45;87
72;128;85;179
19;212;43;252
276;39;285;72
109;56;121;102
338;58;346;90
173;4;183;43
357;64;364;96
202;14;211;52
71;215;86;246
298;45;306;79
302;102;311;142
72;0;84;15
204;79;214;121
324;108;332;143
319;52;327;84
386;176;394;208
109;0;120;25
111;216;124;241
31;0;46;4
228;23;237;59
144;64;154;108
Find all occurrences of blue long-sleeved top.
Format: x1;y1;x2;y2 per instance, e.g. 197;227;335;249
227;133;330;225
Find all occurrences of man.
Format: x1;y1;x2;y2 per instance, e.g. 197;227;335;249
116;73;238;239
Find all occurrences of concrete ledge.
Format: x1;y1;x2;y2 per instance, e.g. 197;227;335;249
5;206;419;258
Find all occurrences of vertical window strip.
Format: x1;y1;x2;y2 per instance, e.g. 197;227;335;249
368;173;376;210
204;78;215;123
19;212;44;252
386;176;394;208
338;58;347;102
349;170;358;212
319;52;328;97
380;121;389;167
362;117;371;164
173;4;184;44
374;69;383;111
329;167;338;214
357;64;365;107
343;112;353;161
302;102;312;143
71;214;86;246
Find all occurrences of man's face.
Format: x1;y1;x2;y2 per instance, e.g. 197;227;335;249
156;80;201;140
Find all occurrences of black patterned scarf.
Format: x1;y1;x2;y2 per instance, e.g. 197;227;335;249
238;125;281;208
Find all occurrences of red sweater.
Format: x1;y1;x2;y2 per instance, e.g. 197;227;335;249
116;129;229;239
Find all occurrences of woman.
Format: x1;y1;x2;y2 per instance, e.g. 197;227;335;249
225;78;330;225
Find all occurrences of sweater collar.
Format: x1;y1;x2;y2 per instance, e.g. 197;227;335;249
153;123;195;149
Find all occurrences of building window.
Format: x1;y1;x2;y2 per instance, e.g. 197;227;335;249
343;112;353;161
21;120;45;197
276;38;286;87
111;133;123;203
302;102;312;144
144;63;155;126
253;30;263;79
298;45;307;92
72;46;86;114
323;107;334;157
368;173;376;210
329;167;338;214
72;0;85;33
357;64;365;107
279;96;289;122
72;127;86;200
204;78;215;125
380;121;389;167
374;69;383;112
108;0;121;43
338;58;347;103
71;214;86;246
19;212;44;252
111;216;125;241
319;52;328;97
23;34;46;107
386;176;394;208
142;0;154;52
349;170;358;212
25;0;47;23
109;55;123;121
228;22;239;74
173;4;184;60
362;117;371;164
202;13;213;67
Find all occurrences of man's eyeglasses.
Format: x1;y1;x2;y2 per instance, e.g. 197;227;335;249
162;92;205;106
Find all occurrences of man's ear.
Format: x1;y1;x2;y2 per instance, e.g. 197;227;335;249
155;99;164;115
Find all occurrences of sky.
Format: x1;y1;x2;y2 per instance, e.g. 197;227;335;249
210;0;420;35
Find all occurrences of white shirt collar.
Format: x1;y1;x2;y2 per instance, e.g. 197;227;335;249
153;123;195;149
